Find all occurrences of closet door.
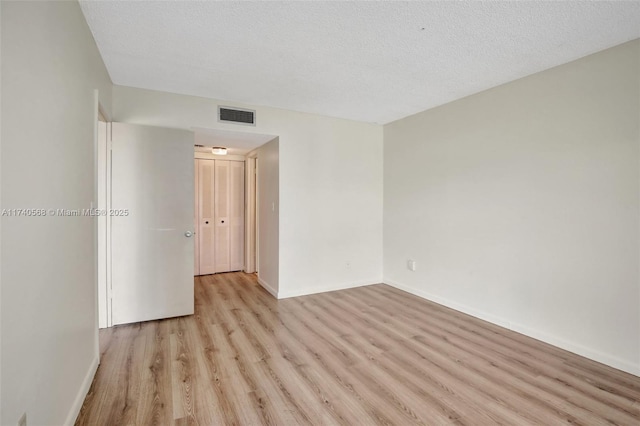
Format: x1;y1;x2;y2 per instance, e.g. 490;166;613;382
214;160;231;272
230;161;245;271
198;159;216;275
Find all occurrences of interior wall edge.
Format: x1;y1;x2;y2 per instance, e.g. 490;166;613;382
63;355;99;426
384;278;640;377
257;277;278;298
0;0;3;422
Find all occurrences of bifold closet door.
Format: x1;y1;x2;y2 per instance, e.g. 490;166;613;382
229;161;245;271
198;159;216;275
195;159;245;275
214;160;231;272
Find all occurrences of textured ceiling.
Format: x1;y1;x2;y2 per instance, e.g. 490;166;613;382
80;1;640;124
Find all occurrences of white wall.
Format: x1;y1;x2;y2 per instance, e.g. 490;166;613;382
1;1;112;424
0;3;3;422
0;2;3;421
112;86;384;298
256;138;280;295
384;40;640;375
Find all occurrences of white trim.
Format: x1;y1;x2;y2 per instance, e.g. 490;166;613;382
96;103;108;330
277;279;381;299
384;279;511;328
63;355;99;426
96;106;112;329
244;157;257;273
106;122;113;327
257;277;278;298
0;2;4;419
384;279;640;377
97;98;112;123
252;157;258;274
92;91;100;349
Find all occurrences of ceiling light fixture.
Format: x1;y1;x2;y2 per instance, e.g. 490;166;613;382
211;146;228;155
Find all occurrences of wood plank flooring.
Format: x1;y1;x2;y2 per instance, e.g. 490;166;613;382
76;272;640;425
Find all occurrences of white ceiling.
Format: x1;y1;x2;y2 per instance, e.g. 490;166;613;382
80;1;640;124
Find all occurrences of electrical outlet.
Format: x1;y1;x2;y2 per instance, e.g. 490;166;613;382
18;413;26;426
407;259;416;272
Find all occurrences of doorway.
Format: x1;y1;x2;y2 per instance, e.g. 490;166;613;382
194;156;245;276
191;128;275;280
96;126;279;328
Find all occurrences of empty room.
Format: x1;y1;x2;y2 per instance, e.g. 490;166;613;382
1;1;640;425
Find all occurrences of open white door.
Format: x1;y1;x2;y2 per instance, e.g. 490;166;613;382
111;122;194;325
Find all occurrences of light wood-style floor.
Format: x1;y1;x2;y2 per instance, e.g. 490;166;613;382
76;272;640;425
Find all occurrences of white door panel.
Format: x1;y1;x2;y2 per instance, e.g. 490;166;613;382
214;160;231;272
111;122;194;325
230;161;245;271
198;159;216;275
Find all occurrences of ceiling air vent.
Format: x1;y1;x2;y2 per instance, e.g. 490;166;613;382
218;106;256;126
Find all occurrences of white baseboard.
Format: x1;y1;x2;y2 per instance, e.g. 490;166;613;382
508;321;640;377
257;277;278;298
64;355;99;426
384;279;640;377
385;279;513;328
278;278;381;299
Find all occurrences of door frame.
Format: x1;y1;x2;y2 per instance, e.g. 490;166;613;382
94;91;112;330
245;154;258;273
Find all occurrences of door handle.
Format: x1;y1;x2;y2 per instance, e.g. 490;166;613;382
185;231;195;237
